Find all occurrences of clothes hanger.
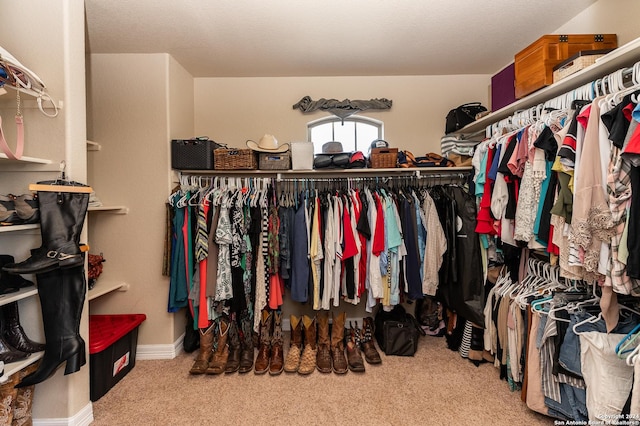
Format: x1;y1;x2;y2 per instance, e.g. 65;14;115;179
626;343;640;367
615;323;640;358
29;161;93;194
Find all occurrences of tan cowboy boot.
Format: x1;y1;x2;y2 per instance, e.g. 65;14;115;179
189;323;215;375
298;315;317;375
283;315;303;373
206;318;229;375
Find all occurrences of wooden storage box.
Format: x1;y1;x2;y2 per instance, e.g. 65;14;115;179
514;34;617;99
370;147;398;169
258;151;291;170
214;148;258;170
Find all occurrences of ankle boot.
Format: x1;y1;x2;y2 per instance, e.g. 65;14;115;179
238;316;254;374
269;311;284;375
225;320;241;374
298;316;316;375
0;256;32;295
0;371;18;425
283;315;302;373
12;361;38;426
330;312;348;374
360;317;382;364
3;184;89;274
316;311;331;373
207;318;229;374
346;321;365;372
16;264;87;388
12;193;39;225
0;195;20;226
189;323;214;375
254;310;272;374
2;302;45;353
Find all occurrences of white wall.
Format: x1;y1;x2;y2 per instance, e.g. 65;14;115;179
554;0;640;46
87;53;193;347
194;75;490;155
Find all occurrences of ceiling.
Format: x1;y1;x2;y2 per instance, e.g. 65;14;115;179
84;0;597;78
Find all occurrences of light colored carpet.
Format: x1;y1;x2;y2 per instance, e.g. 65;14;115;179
91;336;554;426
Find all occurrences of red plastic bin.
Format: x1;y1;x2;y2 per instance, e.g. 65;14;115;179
89;314;146;401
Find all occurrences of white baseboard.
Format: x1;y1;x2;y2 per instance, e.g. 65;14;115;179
33;402;93;426
135;332;184;360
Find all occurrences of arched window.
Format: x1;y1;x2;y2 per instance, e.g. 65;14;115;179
307;115;383;154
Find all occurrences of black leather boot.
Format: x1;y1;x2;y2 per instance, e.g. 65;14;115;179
16;264;86;388
2;302;45;353
3;184;89;274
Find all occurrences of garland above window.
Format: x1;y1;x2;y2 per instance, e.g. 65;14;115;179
292;96;392;120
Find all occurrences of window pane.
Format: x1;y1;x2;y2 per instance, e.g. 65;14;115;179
310;123;333;154
308;115;382;155
333;121;356;152
356;123;380;152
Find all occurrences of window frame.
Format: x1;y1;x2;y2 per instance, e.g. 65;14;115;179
306;114;384;153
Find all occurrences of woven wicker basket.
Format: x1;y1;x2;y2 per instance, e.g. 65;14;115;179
370;148;398;169
258;151;291;170
214;148;257;170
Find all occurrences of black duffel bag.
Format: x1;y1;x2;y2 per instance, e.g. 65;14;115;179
374;305;422;356
445;102;487;134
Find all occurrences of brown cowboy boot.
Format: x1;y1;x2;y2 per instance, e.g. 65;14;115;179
269;311;284;375
254;310;272;374
361;317;382;364
12;361;38;426
346;321;365;372
331;312;348;374
224;320;241;374
238;315;254;373
206;318;229;375
298;315;317;375
316;311;331;373
189;323;215;375
0;371;18;425
283;315;303;373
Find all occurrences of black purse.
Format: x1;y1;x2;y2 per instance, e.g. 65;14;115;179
445;102;487;134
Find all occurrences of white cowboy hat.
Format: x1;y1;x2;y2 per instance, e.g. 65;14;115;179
246;134;290;153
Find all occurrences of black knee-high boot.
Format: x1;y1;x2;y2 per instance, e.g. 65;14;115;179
16;264;86;388
3;184;89;275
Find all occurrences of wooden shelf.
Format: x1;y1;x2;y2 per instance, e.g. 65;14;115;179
0;286;39;307
0;153;52;164
0;224;39;234
456;36;640;135
88;205;129;214
0;352;44;383
178;166;473;178
88;280;128;301
86;140;101;151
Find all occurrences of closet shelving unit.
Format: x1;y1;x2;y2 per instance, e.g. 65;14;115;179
86;139;129;302
0;155;48;383
456;36;640;135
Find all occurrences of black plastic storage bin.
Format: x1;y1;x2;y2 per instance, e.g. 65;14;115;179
89;314;146;402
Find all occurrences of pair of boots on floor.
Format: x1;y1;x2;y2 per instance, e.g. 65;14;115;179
0;362;38;426
189;316;254;375
284;311;382;375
